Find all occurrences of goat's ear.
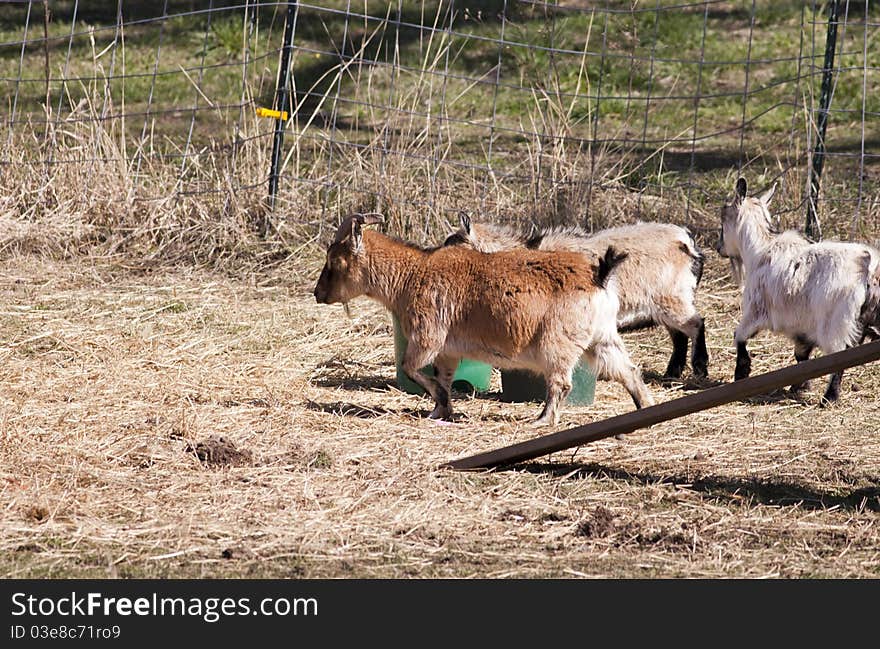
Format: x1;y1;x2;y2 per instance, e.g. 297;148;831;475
332;216;355;244
349;219;364;253
759;182;777;206
458;211;471;235
734;177;748;204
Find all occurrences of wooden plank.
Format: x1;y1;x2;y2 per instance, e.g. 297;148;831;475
442;339;880;471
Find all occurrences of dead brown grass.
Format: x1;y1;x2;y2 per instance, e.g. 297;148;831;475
1;250;878;579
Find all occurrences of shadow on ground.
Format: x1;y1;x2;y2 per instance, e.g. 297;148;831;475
509;461;880;512
642;369;725;391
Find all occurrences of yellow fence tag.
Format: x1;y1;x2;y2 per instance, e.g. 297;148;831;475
255;107;289;120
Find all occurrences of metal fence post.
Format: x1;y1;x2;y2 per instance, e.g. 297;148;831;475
263;1;298;236
805;0;840;241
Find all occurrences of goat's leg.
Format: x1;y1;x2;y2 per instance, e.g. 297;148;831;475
531;370;573;427
734;341;752;380
663;314;709;379
663;328;689;379
402;342;453;420
429;355;458;420
733;312;766;380
819;344;849;406
691;316;709;378
588;335;654;409
788;335;815;394
822;371;843;406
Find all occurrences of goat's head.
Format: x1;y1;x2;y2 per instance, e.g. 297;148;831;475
441;211;475;248
441;212;523;252
718;177;776;284
313;213;384;305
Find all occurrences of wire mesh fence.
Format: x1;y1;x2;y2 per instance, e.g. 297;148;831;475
1;1;878;251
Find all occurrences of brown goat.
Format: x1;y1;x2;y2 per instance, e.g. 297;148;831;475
314;214;654;425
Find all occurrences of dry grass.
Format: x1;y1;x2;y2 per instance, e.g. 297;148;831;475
2;3;878;580
1;249;879;579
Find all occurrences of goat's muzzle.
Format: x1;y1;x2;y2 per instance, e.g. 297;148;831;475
715;233;726;257
313;266;331;303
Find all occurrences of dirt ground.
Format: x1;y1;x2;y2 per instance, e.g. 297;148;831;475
1;251;879;578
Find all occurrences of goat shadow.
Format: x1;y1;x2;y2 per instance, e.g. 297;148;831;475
305;396;527;424
505;461;880;513
311;374;398;392
305;398;483;423
641;370;725;391
740;388;810;406
305;399;417;419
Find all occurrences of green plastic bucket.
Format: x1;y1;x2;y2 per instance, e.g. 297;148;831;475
500;361;596;405
392;315;493;395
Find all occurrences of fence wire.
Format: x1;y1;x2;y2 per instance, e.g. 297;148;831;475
0;1;878;241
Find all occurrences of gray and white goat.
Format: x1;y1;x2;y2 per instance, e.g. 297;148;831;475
717;177;880;403
443;215;709;379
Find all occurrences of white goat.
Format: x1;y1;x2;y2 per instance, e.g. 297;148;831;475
718;177;880;403
444;214;709;379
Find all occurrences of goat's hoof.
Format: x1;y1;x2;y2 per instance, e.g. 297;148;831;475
692;364;709;379
663;366;684;380
818;395;839;409
734;366;751;381
528;417;555;428
428;406;454;421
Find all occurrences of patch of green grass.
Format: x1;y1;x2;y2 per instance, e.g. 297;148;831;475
308;449;333;469
1;2;873;153
1;1;878;240
161;300;189;314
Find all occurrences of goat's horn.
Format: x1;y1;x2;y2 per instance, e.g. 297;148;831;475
332;212;385;243
353;212;385;226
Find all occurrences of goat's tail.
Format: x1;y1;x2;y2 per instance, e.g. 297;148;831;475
681;229;705;286
860;254;880;341
596;246;629;289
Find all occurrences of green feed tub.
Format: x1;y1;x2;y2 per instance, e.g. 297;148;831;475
500;361;596;405
392;315;492;395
